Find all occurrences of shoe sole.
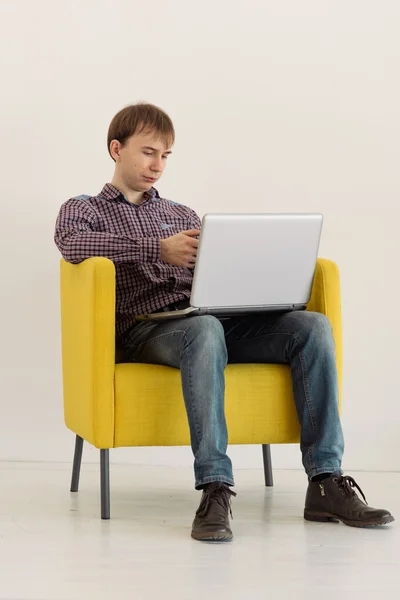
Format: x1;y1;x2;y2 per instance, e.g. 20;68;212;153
304;509;395;528
191;531;233;542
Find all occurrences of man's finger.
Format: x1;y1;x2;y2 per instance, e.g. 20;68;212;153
183;229;201;237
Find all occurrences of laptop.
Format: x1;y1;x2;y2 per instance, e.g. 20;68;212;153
136;213;323;321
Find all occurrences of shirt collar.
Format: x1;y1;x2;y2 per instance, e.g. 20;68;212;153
99;183;160;205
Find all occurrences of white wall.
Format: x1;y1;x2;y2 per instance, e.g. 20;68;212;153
1;0;399;475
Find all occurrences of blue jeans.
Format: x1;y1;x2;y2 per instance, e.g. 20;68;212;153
121;311;344;488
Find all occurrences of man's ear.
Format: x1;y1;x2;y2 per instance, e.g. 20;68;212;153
109;139;121;162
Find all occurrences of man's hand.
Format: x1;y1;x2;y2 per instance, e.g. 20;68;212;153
160;229;200;268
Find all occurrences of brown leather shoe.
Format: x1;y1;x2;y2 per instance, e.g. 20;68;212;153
304;473;394;527
191;482;237;542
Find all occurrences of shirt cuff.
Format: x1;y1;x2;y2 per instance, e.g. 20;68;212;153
139;238;161;263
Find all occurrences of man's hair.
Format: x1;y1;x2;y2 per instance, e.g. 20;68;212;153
107;103;175;160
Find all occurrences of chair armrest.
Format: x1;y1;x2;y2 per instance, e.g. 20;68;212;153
307;258;342;405
60;257;116;448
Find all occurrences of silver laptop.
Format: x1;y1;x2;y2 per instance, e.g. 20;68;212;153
136;213;323;321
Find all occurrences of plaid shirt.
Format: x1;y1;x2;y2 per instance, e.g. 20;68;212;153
54;183;201;339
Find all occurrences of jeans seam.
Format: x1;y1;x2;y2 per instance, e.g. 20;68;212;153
293;332;318;475
308;466;343;479
182;331;203;445
196;475;235;489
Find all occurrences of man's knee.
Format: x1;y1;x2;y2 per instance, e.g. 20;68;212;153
290;311;332;340
188;315;225;339
185;316;226;351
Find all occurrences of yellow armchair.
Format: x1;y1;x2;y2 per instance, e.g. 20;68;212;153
60;257;342;518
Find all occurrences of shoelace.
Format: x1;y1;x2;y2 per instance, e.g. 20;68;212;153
335;475;368;504
196;483;237;519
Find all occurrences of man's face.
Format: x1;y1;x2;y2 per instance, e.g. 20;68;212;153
113;130;172;192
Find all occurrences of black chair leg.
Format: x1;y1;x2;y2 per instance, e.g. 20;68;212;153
70;435;84;492
262;444;274;487
100;449;110;520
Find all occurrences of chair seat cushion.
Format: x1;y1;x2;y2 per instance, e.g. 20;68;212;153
114;363;300;447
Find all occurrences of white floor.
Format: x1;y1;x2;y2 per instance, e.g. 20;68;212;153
0;464;399;600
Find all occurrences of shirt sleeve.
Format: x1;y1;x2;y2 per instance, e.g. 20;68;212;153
54;199;161;264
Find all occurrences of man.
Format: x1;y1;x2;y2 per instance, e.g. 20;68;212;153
54;103;394;541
